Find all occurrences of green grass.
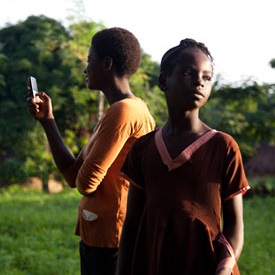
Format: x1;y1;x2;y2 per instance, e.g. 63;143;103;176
239;196;275;274
0;185;81;275
0;185;274;274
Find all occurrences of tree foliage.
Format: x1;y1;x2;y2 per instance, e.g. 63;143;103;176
269;58;275;69
0;16;161;187
201;80;275;159
0;16;102;186
0;16;71;185
0;15;274;187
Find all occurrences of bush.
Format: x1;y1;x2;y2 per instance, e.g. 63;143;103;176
246;176;275;197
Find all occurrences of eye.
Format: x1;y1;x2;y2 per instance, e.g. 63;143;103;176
203;74;212;81
182;70;192;76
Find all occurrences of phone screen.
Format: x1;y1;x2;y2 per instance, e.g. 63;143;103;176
28;76;38;98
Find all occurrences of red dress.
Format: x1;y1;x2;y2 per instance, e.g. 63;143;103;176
121;128;250;275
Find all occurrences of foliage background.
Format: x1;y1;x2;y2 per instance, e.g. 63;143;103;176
0;15;275;275
0;15;275;188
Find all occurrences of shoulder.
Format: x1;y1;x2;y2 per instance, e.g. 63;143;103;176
99;98;154;136
105;97;155;129
106;97;151;120
133;129;158;147
138;128;157;140
111;97;147;112
211;131;242;157
213;131;239;147
126;130;158;162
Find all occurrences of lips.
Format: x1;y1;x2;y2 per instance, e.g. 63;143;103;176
193;90;204;97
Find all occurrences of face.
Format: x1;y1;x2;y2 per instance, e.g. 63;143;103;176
83;46;106;90
161;48;213;111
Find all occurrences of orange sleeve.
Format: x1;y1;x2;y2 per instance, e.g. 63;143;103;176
76;100;149;195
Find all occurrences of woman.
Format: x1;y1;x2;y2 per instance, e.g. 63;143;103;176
117;38;250;275
27;27;155;275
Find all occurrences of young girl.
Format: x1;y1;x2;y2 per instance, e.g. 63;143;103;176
27;28;155;275
116;39;250;275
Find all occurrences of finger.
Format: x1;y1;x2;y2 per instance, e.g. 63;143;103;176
35;92;47;102
26;96;37;105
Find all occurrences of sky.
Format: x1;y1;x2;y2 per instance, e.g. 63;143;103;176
1;0;275;84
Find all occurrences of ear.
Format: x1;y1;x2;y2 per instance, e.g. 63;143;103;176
104;57;113;71
158;73;167;91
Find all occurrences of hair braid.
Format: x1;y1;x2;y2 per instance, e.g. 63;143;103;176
160;38;214;75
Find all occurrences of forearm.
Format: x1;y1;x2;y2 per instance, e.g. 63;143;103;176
222;218;244;261
40;118;75;172
215;194;244;274
222;194;244;261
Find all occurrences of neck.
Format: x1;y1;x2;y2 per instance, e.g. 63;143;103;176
103;77;134;105
106;90;134;105
164;112;209;136
167;109;200;130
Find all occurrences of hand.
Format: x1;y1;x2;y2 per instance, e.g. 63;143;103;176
27;92;54;122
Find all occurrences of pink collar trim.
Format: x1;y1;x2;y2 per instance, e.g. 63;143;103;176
155;128;217;171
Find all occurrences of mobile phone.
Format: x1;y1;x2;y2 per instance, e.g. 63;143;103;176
28;76;39;98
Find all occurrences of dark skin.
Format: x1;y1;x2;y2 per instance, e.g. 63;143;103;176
116;48;244;275
27;45;134;178
162;50;244;271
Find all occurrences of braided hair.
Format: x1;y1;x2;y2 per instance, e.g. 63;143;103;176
160;38;214;76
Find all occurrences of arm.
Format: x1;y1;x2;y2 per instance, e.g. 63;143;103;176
223;193;244;261
116;183;145;275
215;135;249;274
27;92;77;186
216;193;244;275
76;102;134;195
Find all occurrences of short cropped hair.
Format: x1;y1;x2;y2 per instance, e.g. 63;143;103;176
92;27;142;78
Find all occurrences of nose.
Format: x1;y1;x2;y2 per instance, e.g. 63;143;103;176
83;66;87;74
193;74;204;87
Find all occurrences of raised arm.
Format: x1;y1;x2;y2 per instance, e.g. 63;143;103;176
27;92;77;183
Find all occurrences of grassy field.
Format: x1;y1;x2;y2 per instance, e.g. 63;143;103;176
0;186;80;275
0;185;274;275
240;196;275;274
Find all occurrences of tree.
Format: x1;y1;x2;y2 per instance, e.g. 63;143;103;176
130;52;167;127
1;15;274;188
201;79;275;159
0;16;163;189
0;16;102;190
269;58;275;69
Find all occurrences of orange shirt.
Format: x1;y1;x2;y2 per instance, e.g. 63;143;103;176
62;97;155;247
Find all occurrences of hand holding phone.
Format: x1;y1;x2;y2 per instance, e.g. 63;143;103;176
28;76;40;103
